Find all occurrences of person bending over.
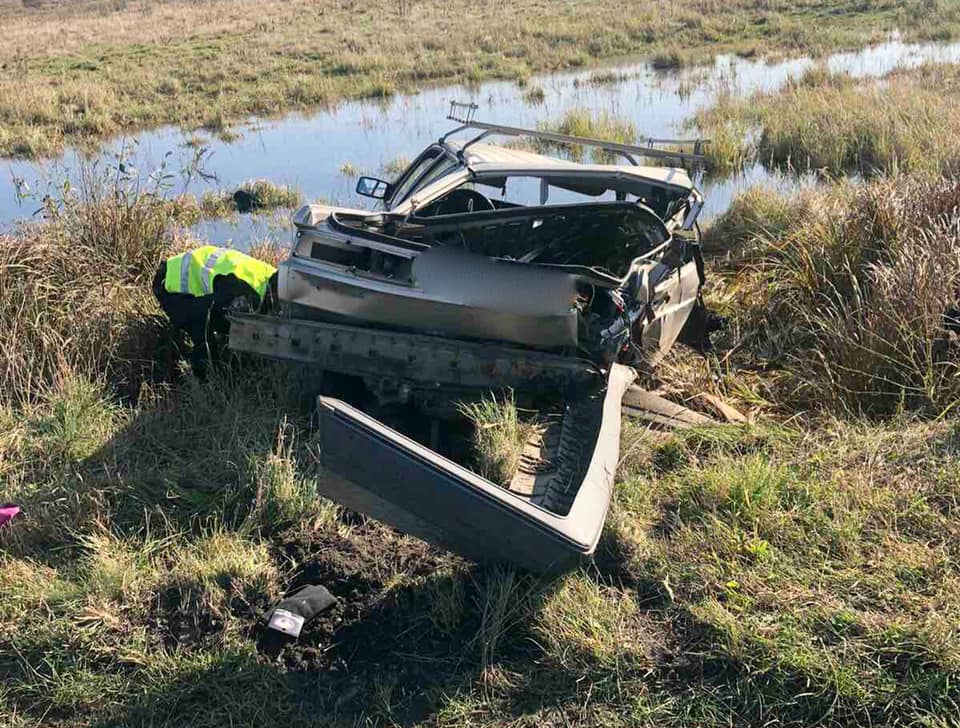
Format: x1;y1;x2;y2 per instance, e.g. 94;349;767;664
153;246;277;378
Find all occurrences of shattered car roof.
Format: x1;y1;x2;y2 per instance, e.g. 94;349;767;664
455;142;697;191
294;141;699;228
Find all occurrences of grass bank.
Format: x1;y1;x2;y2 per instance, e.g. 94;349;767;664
699;175;960;416
698;62;960;175
4;167;960;727
6;369;960;725
2;0;959;158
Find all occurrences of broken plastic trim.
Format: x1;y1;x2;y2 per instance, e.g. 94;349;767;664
314;364;637;573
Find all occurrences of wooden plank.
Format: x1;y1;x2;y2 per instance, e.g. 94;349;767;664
694;392;749;423
621;386;714;430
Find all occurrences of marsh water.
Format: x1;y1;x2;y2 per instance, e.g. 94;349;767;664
3;36;960;246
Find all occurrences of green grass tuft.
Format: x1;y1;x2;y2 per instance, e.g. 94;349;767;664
651;48;686;70
702;185;816;254
199;180;303;217
521;83;546;104
537;108;637;163
459;392;541;487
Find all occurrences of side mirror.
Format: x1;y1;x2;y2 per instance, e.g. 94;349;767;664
356;176;391;200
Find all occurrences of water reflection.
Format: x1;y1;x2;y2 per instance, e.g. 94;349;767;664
3;37;959;246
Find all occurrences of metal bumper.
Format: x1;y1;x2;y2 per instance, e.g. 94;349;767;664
228;312;598;393
313;364;636;573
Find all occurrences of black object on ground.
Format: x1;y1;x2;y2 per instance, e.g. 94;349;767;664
678;298;726;353
257;584;338;657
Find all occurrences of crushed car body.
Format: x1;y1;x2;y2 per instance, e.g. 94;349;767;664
282;114;706;367
229;104;710;572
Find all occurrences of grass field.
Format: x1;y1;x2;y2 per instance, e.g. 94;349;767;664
5;6;960;726
6;375;960;727
1;0;959;158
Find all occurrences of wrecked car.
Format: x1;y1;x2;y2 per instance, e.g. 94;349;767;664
229;105;710;572
281;112;705;367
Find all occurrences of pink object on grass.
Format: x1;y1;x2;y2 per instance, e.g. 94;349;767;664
0;505;20;528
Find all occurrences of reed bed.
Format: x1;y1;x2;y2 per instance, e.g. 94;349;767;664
699;63;960;175
710;175;960;415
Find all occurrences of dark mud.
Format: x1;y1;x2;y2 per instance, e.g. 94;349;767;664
255;517;479;721
249;502;679;724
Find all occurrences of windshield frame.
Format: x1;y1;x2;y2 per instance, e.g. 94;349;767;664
386;145;463;210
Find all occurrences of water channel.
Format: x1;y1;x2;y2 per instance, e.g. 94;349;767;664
3;36;959;247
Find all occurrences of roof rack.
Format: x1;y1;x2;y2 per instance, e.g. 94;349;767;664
441;101;708;167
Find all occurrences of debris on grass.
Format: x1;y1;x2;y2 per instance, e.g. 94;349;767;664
694;393;748;423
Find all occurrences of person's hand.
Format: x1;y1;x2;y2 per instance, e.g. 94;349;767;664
226;295;256;314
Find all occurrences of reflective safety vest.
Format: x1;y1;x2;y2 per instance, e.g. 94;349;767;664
164;246;276;299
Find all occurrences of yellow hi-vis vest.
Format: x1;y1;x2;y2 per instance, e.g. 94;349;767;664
164;246;276;299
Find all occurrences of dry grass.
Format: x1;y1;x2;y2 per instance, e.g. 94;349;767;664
4;169;960;726
198;180;303;218
0;172;188;404
0;164;292;405
537;108;638;163
2;0;957;157
699;63;960;175
706;175;960;415
7;358;960;726
701;185;819;255
4;36;960;724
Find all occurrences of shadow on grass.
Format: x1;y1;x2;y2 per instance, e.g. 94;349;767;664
101;527;819;728
88;512;731;727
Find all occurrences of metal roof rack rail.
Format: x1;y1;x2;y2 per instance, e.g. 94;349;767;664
442;100;708;166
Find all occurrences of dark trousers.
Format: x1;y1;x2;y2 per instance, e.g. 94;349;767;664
153;263;229;378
